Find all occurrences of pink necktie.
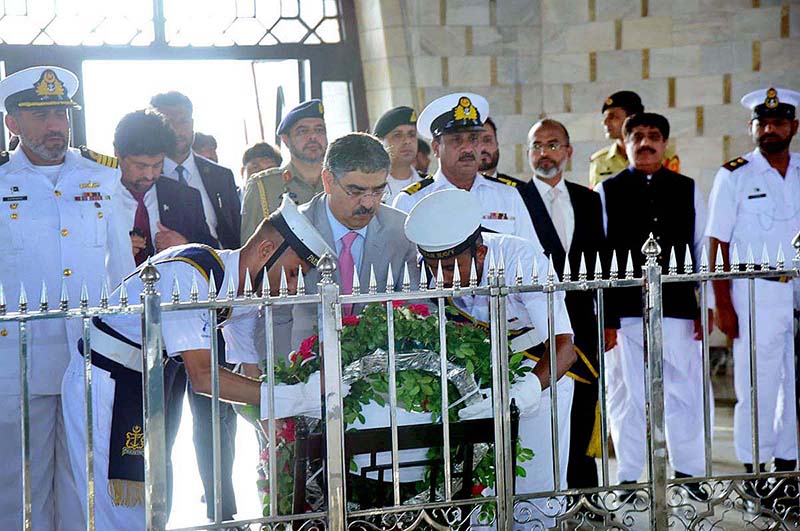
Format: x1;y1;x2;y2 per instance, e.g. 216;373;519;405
339;231;359;314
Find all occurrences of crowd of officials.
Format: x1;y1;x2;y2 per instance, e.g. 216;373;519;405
0;63;799;530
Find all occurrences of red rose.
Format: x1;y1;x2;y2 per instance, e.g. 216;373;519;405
299;334;318;354
391;300;407;308
472;483;486;496
342;315;360;326
277;418;296;443
407;304;430;318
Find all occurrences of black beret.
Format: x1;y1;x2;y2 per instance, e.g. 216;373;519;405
601;91;644;114
277;99;325;135
373;106;417;138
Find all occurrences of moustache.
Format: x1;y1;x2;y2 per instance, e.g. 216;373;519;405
45;133;66;141
353;206;374;216
759;134;781;142
458;153;476;162
636;147;656;155
304;142;322;150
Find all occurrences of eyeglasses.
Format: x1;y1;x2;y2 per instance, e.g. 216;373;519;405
334;177;387;199
291;126;327;138
529;142;565;153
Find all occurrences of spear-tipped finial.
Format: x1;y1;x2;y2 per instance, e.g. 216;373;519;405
487;249;496;278
777;243;785;269
761;242;770;270
624;250;634;279
39;280;48;312
351;266;361;296
562;256;572;282
714;245;724;273
683;244;693;274
453;258;462;289
226;275;236;300
532;255;540;284
79;282;88;310
368;264;378;294
699;245;709;274
207;270;218;300
171;275;181;304
746;243;755;272
547;255;556;284
420;264;429;291
497;250;505;276
594;252;603;281
99;280;109;309
578;253;587;282
641;233;661;268
402;262;411;293
731;243;740;271
261;267;270;298
279;267;288;297
317;252;337;285
0;283;5;315
469;257;478;288
244;269;253;298
190;273;199;303
386;263;394;293
138;258;160;295
59;280;68;311
296;266;305;295
610;250;619;280
19;282;28;313
119;280;129;307
668;247;677;275
436;260;444;289
515;257;524;286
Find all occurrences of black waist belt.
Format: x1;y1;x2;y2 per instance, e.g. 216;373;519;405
764;275;793;283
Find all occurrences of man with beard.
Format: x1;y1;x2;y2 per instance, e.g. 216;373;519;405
589;91;680;189
392;93;539;246
477;116;520;182
373;106;427;204
596;113;709;500
514;119;608;490
150;90;242;522
241;99;328;241
0;65;133;531
707;87;800;496
415;137;431;175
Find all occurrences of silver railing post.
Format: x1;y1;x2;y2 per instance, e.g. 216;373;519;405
318;253;347;531
641;234;667;530
140;262;167;531
488;264;513;530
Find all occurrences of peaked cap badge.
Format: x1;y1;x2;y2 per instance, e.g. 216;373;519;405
33;69;66;98
765;87;780;109
453;96;478;121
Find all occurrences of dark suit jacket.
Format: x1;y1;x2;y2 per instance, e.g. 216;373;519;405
155;177;218;248
195;155;242;249
516;178;612;381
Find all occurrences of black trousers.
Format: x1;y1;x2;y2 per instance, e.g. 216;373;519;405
163;344;238;519
567;377;599;489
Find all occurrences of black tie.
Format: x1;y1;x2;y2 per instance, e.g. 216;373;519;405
176;164;187;185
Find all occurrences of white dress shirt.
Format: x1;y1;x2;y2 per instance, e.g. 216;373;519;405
118;184;160;240
383;166;422;205
163;152;219;239
533;176;575;253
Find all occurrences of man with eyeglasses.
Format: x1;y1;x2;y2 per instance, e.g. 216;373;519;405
392;93;539;246
595;112;709;501
280;132;418;349
513;119;609;491
241;99;328;241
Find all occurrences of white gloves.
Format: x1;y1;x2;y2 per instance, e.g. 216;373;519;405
260;372;351;420
458;371;543;420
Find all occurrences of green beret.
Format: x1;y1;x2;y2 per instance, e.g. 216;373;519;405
373;106;417;138
601;91;644;114
277;99;325;135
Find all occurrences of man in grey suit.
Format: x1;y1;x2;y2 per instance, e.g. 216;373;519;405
286;132;419;350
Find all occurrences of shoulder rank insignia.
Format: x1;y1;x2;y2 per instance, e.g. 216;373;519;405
80;146;118;169
483;174;519;188
0;151;8;166
722;157;749;171
401;176;434;195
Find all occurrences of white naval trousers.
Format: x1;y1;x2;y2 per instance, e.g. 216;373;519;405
732;279;797;464
62;357;145;531
0;393;82;531
609;318;707;482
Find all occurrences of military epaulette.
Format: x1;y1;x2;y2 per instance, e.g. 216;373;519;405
722;157;749;171
483;174;520;188
0;151;8;166
80;146;118;169
401;176;434;195
590;146;610;161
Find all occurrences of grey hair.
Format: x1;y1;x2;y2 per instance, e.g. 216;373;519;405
323;132;390;179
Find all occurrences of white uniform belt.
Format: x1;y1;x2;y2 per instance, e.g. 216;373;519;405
87;322;143;373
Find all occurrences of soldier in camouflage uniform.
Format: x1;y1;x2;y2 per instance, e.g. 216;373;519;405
240;99;328;240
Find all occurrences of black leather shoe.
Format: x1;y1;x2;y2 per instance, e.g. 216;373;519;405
674;471;711;502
